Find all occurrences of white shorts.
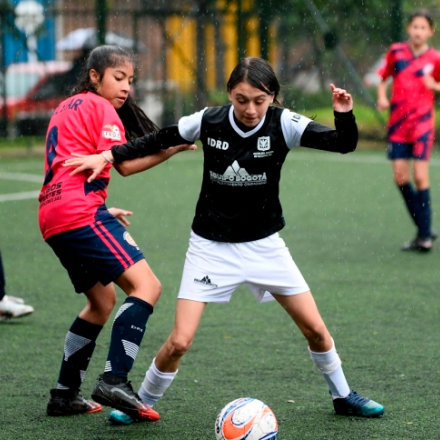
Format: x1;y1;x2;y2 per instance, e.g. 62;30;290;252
177;231;310;304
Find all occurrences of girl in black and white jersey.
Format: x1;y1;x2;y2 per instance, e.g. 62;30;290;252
65;57;384;422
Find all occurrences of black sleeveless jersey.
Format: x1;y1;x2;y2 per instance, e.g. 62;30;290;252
192;105;291;242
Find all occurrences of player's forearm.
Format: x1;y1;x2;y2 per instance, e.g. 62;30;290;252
111;125;190;163
114;150;176;176
300;111;358;154
111;132;161;162
377;81;388;100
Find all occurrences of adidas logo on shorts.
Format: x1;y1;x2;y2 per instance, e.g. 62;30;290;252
194;275;218;288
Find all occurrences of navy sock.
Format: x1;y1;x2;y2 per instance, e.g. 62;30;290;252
104;297;153;380
398;183;419;228
416;188;431;239
0;250;5;300
57;317;103;390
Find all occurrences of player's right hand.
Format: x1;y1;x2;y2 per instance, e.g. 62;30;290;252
167;144;198;155
376;97;390;111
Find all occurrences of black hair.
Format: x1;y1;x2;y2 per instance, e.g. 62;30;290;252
226;57;281;105
408;9;434;28
70;45;159;139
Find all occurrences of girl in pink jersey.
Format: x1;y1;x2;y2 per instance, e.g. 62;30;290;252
39;45;194;420
377;10;440;252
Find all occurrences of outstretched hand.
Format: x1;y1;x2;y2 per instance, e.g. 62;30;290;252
64;143;197;183
168;144;198;154
63;153;107;183
108;207;133;227
330;84;353;112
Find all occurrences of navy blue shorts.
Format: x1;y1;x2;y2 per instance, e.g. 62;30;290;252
387;141;431;161
46;209;144;293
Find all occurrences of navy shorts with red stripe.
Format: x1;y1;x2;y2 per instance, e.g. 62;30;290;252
387;141;431;161
46;208;144;293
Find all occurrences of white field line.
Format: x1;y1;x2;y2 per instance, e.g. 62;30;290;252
0;190;40;202
171;150;440;166
0;172;42;202
0;172;42;182
1;152;440;203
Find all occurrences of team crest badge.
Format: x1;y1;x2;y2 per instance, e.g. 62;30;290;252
102;124;121;140
123;231;138;248
257;136;271;151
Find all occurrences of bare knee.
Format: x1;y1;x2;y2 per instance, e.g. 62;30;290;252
392;160;410;186
144;279;162;304
394;176;408;186
413;175;429;190
83;295;117;325
301;321;331;348
165;334;193;359
132;277;162;306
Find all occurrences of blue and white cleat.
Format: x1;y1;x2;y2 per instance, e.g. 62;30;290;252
108;409;135;425
333;390;384;417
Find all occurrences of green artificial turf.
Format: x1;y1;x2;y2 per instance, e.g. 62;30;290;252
0;148;439;439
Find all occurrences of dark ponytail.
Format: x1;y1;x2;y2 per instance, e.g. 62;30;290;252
70;44;159;139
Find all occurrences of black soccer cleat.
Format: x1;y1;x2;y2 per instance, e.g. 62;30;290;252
47;388;102;416
91;374;160;422
333;390;384;417
401;236;432;252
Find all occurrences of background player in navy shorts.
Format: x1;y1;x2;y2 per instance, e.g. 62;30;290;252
377;10;440;252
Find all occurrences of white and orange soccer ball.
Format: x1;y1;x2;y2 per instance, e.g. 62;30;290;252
214;397;278;440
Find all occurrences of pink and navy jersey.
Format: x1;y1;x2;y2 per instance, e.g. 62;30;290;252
378;42;440;146
38;92;127;241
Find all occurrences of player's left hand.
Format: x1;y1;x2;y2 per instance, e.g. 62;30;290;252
63;153;107;183
108;207;133;227
330;84;353;112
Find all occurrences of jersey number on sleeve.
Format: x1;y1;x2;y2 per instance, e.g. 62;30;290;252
43;126;58;186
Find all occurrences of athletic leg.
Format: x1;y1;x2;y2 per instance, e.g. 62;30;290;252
108;298;206;425
140;299;206;402
413;160;432;239
56;281;116;387
400;160;433;251
47;281;115;416
272;291;384;417
272;291;349;395
0;249;5;301
102;259;160;378
392;159;420;226
0;249;34;320
91;259;162;421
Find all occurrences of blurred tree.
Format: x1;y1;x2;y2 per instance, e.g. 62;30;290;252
273;0;415;90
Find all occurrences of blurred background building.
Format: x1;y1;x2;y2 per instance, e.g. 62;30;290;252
1;0;439;137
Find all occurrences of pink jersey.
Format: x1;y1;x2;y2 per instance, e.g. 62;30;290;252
38;92;127;240
378;42;440;144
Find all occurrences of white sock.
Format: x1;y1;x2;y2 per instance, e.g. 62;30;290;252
138;358;178;407
308;341;350;399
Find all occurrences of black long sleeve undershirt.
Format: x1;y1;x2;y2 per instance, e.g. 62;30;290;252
300;110;358;154
111;125;189;163
111;110;357;163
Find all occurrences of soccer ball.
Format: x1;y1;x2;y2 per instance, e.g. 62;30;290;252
214;397;278;440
